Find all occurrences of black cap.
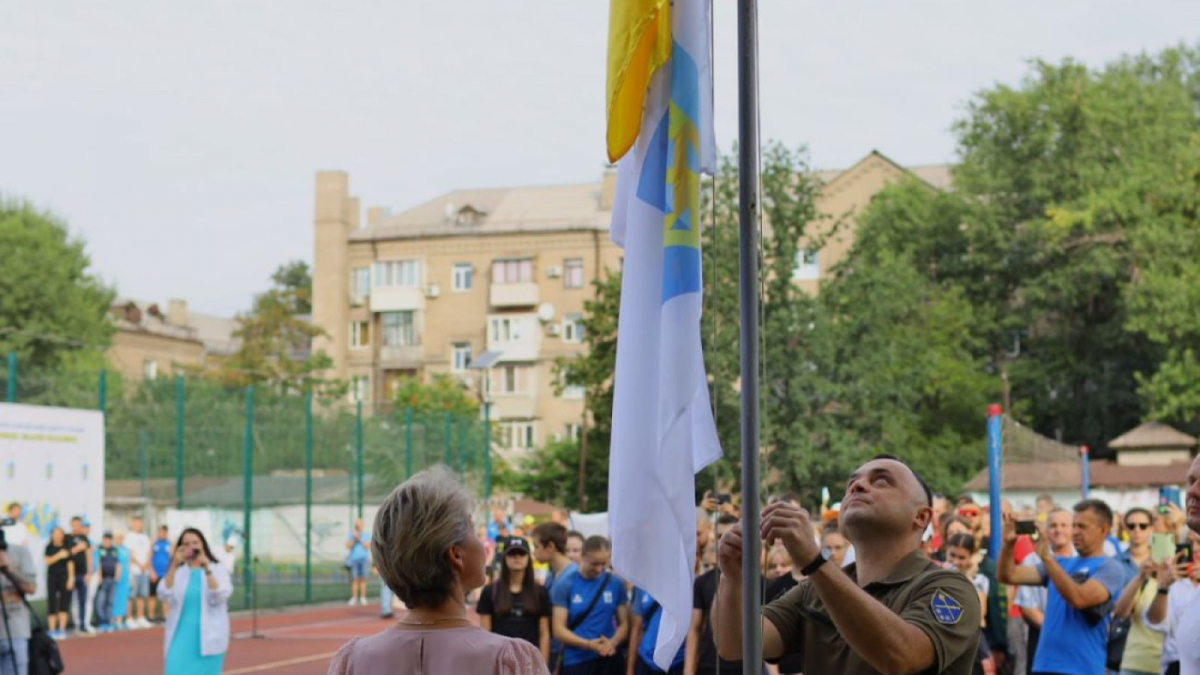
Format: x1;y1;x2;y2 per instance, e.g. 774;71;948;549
503;537;530;555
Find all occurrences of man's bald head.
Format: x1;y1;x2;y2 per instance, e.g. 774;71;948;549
840;455;936;545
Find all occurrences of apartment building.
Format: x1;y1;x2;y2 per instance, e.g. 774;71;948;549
311;151;950;457
107;298;239;382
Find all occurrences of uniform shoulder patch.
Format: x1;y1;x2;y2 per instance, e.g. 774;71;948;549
930;589;964;625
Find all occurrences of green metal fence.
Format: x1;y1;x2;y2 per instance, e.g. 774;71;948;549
2;353;493;612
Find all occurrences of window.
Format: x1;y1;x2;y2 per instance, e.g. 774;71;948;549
349;375;369;403
564;258;585;289
499;421;538;449
559;367;585;399
350;267;371;303
143;360;158;381
489;316;528;343
793;249;820;281
452;263;473;292
563;314;586;343
566;424;582;441
494;364;534;395
492;258;533;285
381;311;416;346
349;321;370;349
452;343;472;372
374;260;421;288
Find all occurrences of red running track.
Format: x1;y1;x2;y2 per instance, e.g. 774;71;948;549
56;604;482;674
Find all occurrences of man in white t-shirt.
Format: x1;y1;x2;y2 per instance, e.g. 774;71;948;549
123;516;152;629
1;502;28;548
1145;455;1200;675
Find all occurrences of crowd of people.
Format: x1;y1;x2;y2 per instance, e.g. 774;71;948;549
328;452;1198;675
0;508;234;675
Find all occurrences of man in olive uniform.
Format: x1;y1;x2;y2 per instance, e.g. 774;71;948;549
714;455;982;674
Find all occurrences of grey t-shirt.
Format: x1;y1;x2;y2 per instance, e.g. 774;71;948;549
0;543;36;640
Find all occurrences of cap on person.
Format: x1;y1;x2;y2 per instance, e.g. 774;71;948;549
503;536;530;555
102;531;113;539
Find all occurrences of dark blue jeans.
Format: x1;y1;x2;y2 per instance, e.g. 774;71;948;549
94;579;116;626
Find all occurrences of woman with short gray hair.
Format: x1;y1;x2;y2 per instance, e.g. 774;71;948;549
328;466;548;674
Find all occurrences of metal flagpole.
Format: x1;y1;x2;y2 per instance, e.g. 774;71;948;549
736;0;763;672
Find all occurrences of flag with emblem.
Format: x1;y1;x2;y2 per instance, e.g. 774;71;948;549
606;0;720;668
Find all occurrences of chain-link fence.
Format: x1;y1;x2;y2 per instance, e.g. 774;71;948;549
2;355;493;612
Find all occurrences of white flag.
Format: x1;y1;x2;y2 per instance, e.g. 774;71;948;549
608;0;720;669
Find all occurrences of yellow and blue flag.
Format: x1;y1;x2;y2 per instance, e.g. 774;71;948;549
606;0;720;669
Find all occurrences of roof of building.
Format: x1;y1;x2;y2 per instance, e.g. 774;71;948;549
112;298;240;355
1108;421;1198;450
351;151;954;242
962;459;1191;492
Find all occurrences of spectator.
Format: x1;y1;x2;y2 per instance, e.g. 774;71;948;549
1035;494;1055;524
566;531;585;567
551;536;629;675
958;502;984;546
764;546;792;583
328;466;546;675
1;503;26;548
1144;530;1199;675
533;521;578;672
161;528;232;675
91;532;121;633
218;535;239;577
0;531;36;675
999;499;1126;674
628;588;685;675
66;516;92;634
346;518;370;606
149;525;172;623
111;531;131;630
478;536;551;662
1110;507;1158;674
1145;454;1199;675
945;533;989;628
42;526;74;640
1013;508;1074;673
716;455;982;674
125;516;152;629
686;515;748;675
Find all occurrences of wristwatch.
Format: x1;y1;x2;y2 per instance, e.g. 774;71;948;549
801;548;832;576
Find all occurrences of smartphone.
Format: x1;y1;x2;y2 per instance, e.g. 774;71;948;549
1015;520;1037;536
1151;533;1176;564
1159;486;1182;514
713;493;732;505
1177;543;1194;565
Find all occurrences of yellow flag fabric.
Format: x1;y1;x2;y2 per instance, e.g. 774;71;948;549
606;0;671;164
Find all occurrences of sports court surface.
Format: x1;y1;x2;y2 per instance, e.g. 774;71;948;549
58;603;481;674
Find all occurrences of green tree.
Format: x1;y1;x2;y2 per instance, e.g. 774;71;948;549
218;262;337;395
270;260;313;315
0;200;114;370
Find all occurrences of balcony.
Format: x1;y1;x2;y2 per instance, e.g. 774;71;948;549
378;344;423;368
489;282;539;308
370;287;425;313
489;395;538;420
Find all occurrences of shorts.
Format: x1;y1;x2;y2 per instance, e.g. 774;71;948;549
349;559;368;580
151;575;166;598
47;577;70;614
131;573;151;598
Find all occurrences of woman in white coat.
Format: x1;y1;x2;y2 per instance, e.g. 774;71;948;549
160;528;233;675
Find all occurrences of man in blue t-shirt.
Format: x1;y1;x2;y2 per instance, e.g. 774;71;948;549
534;522;579;672
629;588;686;675
999;499;1126;675
148;525;172;623
346;518;371;606
551;535;629;675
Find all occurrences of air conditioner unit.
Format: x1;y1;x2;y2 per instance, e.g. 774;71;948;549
547;324;562;336
547;266;562;279
425;284;441;298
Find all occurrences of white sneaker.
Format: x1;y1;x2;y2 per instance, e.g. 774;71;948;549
348;598;357;606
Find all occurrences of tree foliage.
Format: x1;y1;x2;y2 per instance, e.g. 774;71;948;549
217;261;338;395
0;200;114;369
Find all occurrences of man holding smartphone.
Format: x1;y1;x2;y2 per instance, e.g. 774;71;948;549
1144;455;1200;675
999;499;1125;675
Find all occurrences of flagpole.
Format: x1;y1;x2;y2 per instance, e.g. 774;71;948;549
736;0;763;673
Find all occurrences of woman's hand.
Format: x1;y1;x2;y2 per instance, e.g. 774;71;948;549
66;578;75;592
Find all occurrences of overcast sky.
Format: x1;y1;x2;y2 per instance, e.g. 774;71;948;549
2;1;1197;317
